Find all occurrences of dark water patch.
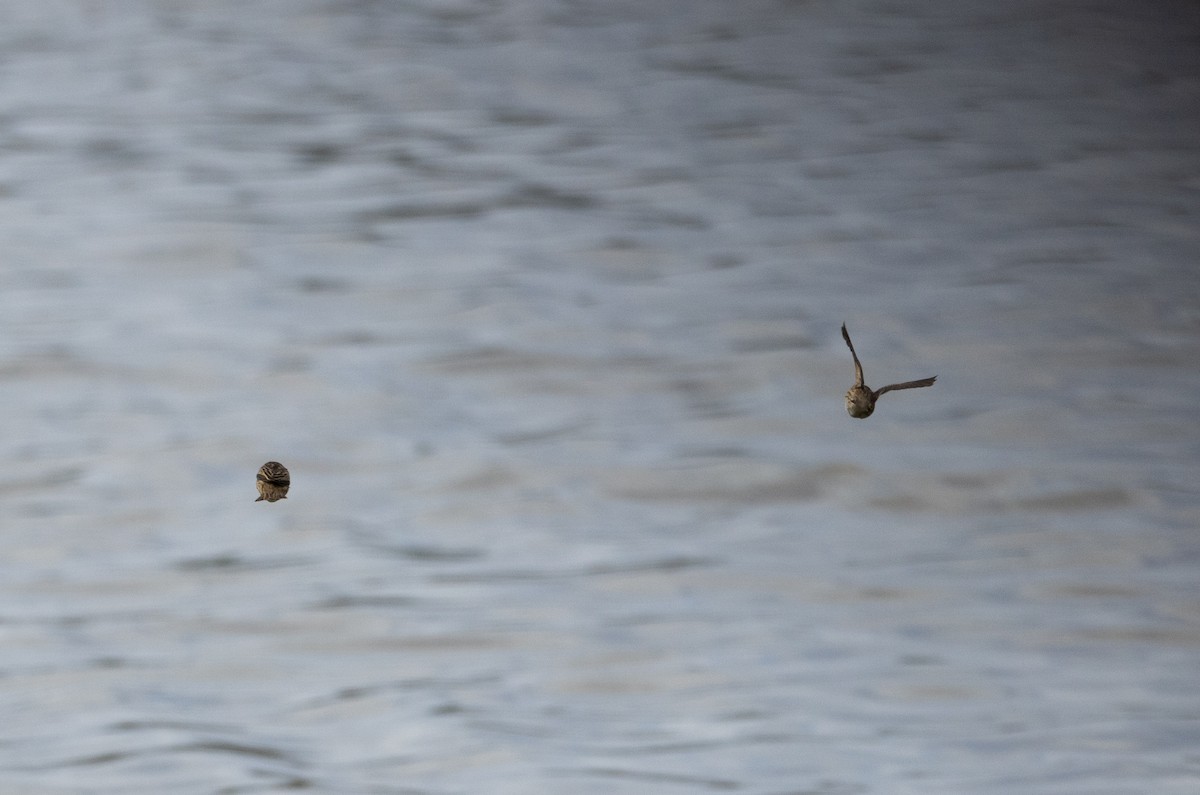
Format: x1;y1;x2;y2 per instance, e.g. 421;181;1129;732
832;55;920;79
318;330;384;346
805;220;898;243
543;3;637;28
380;145;490;177
940;473;991;489
432;555;713;584
50;740;301;769
308;594;418;610
965;154;1044;174
669;445;753;459
439;464;520;492
603;461;858;504
174;553;246;571
174;740;298;762
407;126;479;154
700;118;769;141
728;333;809;352
364;543;486;563
268;354;312;373
499;182;598;210
52;750;128;768
709;253;744;269
598;735;781;756
587;555;713;576
228;110;323;127
1014;488;1132;512
778;780;869;795
803;160;853;180
295;276;349;293
356;201;487;223
468;718;555;739
630;208;710;230
867;480;1134;514
720;319;814;354
899;653;944;666
650;55;799;91
490;107;557;127
598;235;640;250
418;0;497;23
900;125;954;144
634;166;694;186
601;612;702;629
0;611;163;632
423;345;661;375
1;267;81;289
1021;211;1127;231
385;146;421;167
174;554;314;572
80;137;152;165
540;128;603;155
217;773;314;792
292;142;342;166
670;377;739;418
1042;583;1141;599
1070;626;1200;647
0;466;85;495
398;545;482;564
110;719;241;733
293;674;498;710
564;766;741;791
494;420;589;445
345;524;487;561
866;493;932;512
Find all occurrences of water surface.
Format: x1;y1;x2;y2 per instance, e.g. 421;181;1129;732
1;1;1198;793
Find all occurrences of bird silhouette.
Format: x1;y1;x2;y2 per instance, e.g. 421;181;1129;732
255;461;290;502
841;323;936;418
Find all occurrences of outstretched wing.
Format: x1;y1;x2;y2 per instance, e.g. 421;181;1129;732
840;323;865;388
873;376;937;399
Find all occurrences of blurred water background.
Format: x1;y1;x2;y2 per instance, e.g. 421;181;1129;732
1;1;1199;793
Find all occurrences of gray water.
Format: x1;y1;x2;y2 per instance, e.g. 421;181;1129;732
1;1;1199;793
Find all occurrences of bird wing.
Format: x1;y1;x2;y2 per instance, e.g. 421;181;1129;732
872;376;937;399
841;323;865;388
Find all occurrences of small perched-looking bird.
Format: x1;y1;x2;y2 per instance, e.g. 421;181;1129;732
255;461;290;502
841;323;936;419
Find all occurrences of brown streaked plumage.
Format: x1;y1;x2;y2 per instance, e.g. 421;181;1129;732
841;323;936;419
256;461;290;502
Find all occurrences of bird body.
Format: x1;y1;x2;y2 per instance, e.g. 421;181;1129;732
841;324;936;418
256;461;290;502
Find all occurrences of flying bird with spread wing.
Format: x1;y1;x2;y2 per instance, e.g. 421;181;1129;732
841;323;936;419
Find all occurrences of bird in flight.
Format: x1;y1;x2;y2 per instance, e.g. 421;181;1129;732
255;461;290;502
841;323;936;418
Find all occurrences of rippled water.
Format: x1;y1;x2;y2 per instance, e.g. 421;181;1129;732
1;1;1199;793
